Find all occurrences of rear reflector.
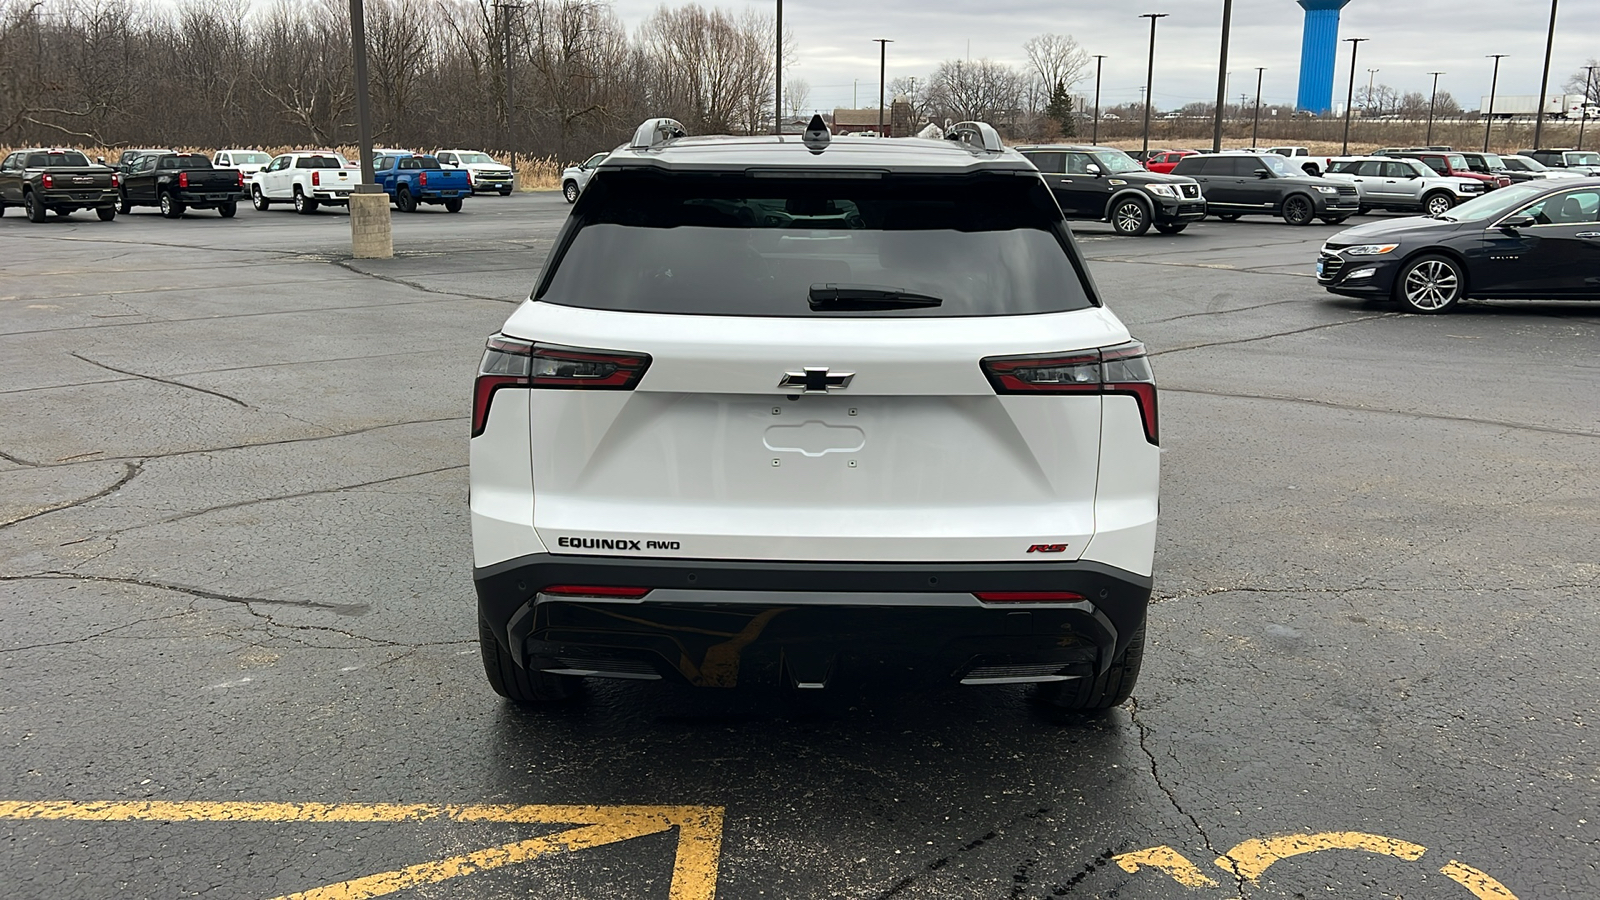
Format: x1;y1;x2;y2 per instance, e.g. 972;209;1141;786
981;340;1159;445
973;591;1087;603
472;334;652;436
541;585;652;599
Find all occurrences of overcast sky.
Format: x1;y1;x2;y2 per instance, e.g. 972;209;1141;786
607;0;1600;113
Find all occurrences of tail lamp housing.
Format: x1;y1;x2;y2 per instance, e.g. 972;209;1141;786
312;170;321;187
41;173;53;189
178;171;189;188
420;170;428;188
981;340;1158;444
472;334;652;437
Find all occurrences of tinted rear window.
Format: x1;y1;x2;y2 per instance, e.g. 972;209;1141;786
27;152;90;167
536;172;1094;317
295;157;344;168
160;156;212;169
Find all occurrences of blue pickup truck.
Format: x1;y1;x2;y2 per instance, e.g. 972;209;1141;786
372;153;470;213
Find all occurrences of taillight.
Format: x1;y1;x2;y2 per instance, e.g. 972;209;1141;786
178;172;188;188
420;171;428;187
981;340;1158;444
111;173;120;188
237;170;244;187
41;173;53;189
974;591;1087;603
541;585;652;599
312;170;321;186
472;335;652;437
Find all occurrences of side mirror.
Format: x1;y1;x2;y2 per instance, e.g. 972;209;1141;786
96;156;105;165
1255;169;1272;179
1086;163;1102;176
1499;214;1535;230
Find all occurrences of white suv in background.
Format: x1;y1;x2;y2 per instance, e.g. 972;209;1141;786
1322;156;1485;216
435;150;515;196
560;152;608;203
470;117;1160;713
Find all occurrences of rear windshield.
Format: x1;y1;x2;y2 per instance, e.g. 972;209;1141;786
295;156;345;168
536;172;1093;317
27;151;90;167
231;152;270;165
160;156;212;169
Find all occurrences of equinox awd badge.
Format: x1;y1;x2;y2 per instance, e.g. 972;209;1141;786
779;367;855;393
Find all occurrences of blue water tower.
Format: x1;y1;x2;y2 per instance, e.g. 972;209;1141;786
1297;0;1351;114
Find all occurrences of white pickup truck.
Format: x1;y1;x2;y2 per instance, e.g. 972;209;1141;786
212;150;272;178
250;151;356;214
434;150;515;195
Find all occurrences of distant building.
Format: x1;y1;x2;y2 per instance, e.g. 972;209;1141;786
831;99;917;137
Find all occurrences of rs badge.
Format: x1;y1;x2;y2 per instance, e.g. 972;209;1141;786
1027;543;1068;553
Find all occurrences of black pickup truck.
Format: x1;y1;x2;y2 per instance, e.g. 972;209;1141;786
0;148;120;222
120;153;247;218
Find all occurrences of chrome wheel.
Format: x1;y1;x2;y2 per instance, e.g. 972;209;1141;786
1400;257;1463;313
1111;199;1151;236
1425;193;1454;217
563;181;580;203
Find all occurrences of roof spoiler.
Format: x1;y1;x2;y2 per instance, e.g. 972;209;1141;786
630;118;688;151
946;121;1004;153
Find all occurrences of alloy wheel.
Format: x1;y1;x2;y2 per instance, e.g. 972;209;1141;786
1402;259;1461;312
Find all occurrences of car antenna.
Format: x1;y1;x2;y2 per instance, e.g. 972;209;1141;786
803;114;831;154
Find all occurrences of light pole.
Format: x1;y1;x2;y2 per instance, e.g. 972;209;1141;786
875;38;893;135
1339;37;1367;155
1139;13;1167;157
1483;54;1507;152
492;2;523;170
1365;67;1378;115
346;0;390;258
1579;65;1597;151
1425;71;1444;145
1532;0;1558;150
1251;66;1265;148
1211;0;1233;153
774;0;782;134
1092;55;1107;144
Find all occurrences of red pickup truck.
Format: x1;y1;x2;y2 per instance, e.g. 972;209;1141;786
1380;150;1511;190
1145;149;1199;174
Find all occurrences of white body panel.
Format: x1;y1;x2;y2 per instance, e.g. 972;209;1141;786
256;153;355;202
436;151;515;192
465;301;1159;566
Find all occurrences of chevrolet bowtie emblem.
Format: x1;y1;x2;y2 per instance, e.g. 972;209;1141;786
779;367;854;393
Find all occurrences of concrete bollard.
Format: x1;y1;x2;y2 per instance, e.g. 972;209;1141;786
349;185;393;259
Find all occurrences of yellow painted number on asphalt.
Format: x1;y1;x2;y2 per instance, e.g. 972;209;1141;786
0;800;723;900
1115;830;1518;899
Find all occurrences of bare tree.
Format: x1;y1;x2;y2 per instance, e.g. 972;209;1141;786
784;77;810;116
1022;33;1087;113
1565;59;1600;103
924;58;1025;124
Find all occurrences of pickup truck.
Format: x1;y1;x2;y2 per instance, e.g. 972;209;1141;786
372;153;469;212
434;150;515;195
251;152;356;214
120;153;246;218
1321;156;1485;216
212;150;272;178
0;148;120;222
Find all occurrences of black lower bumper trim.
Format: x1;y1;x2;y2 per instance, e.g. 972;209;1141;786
474;554;1152;688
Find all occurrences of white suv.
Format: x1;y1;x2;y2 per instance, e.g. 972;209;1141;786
470;117;1160;712
1322;156;1485;216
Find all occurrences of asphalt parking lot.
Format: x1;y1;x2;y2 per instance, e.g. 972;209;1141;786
2;194;1597;899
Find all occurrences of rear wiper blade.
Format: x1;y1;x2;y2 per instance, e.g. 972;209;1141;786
808;283;943;310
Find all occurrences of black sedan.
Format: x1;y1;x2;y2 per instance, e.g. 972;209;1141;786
1317;179;1600;313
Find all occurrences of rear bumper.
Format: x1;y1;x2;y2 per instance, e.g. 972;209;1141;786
38;189;117;207
474;553;1151;688
175;189;246;206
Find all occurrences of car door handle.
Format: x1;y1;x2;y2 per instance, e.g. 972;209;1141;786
1577;232;1600;239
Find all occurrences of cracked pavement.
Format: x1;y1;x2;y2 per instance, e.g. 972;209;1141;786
2;197;1597;898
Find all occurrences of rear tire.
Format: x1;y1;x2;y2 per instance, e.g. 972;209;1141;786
252;185;271;211
478;617;580;705
1282;194;1315;226
218;200;237;218
1321;216;1348;225
1154;222;1188;235
1356;204;1371;216
1110;197;1153;236
96;207;116;221
293;187;317;215
25;190;46;222
563;180;580;203
160;192;184;218
118;190;132;215
396;186;417;213
1214;212;1242;222
444;197;463;213
1037;622;1146;712
499;187;513;196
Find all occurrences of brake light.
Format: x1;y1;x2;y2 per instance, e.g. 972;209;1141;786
237;169;244;188
420;170;429;188
541;585;652;599
981;340;1158;444
111;173;120;188
178;171;188;188
312;170;321;186
472;335;652;436
41;173;53;189
974;592;1087;603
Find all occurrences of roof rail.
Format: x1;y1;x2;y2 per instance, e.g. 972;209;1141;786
630;117;688;151
945;121;1004;153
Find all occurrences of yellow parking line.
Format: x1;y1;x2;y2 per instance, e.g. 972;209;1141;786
0;800;724;900
1440;860;1519;900
1113;845;1219;887
1221;831;1428;882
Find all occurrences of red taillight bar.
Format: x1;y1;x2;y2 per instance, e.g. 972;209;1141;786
178;171;189;188
541;585;652;599
312;170;321;186
41;173;54;189
472;335;652;437
981;341;1158;445
973;591;1088;603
